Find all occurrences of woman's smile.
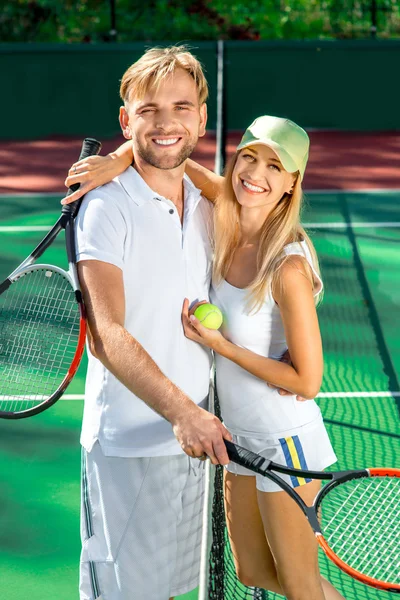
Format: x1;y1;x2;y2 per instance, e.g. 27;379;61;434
240;177;268;194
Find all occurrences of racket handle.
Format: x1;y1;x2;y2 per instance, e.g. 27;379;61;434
61;137;102;220
224;439;272;474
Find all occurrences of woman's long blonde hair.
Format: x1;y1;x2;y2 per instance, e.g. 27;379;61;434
212;151;321;313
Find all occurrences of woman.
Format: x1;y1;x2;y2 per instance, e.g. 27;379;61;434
182;116;343;600
64;115;343;599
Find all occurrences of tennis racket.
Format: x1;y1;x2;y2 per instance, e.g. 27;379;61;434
225;440;400;593
0;137;102;419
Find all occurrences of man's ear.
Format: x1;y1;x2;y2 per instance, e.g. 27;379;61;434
119;106;132;139
198;103;208;138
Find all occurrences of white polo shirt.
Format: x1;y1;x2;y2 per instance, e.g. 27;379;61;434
75;166;213;457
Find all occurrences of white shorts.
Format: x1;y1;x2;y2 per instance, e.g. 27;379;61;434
226;416;337;493
79;442;205;600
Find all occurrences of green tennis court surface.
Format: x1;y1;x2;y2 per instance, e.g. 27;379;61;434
0;190;399;599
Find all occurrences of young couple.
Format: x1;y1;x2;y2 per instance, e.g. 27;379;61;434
65;46;344;600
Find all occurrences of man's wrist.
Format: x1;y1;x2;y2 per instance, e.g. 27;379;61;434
164;389;197;426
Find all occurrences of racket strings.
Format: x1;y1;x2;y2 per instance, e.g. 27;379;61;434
0;268;81;412
334;480;396;575
320;476;400;584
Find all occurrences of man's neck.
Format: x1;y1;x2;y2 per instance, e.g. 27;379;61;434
133;155;186;207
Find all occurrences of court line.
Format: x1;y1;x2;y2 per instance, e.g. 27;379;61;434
0;226;50;232
340;193;400;421
319;392;400;398
0;192;63;198
2;391;398;401
2;222;400;233
303;222;400;228
305;189;400;195
324;419;400;439
0;188;400;200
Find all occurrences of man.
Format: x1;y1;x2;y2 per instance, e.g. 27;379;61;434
72;46;231;600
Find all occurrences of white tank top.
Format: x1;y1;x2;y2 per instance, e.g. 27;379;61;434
210;240;323;437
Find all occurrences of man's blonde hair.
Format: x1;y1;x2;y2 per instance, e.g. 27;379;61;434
120;45;208;106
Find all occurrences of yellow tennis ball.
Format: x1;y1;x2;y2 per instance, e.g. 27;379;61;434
194;303;223;330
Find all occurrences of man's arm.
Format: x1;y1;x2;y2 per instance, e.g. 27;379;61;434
79;259;231;464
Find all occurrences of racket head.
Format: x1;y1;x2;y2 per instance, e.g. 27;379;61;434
315;468;400;592
0;263;86;418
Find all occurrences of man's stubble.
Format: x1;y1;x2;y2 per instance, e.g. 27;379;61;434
133;134;198;170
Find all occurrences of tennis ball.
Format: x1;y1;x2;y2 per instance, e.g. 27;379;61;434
194;303;223;330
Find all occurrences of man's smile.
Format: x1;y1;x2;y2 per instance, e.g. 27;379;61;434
152;136;182;147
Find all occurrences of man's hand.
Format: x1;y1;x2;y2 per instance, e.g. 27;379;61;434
172;403;232;465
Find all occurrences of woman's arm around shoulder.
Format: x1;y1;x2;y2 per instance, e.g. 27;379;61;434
185;159;224;203
61;140;134;205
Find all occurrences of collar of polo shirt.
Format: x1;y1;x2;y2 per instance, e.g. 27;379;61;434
118;167;202;208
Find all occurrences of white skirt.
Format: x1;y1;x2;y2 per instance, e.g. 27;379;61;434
226;415;337;493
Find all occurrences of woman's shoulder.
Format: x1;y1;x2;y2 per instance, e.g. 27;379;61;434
277;239;323;298
282;236;307;254
279;253;313;281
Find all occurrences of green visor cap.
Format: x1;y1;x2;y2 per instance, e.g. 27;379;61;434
237;116;310;181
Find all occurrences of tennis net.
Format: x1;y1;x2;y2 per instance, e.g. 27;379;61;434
199;376;278;600
205;39;275;599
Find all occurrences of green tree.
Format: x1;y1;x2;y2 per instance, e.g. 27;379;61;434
0;0;399;42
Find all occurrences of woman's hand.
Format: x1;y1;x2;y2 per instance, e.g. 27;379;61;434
182;298;226;352
61;152;132;205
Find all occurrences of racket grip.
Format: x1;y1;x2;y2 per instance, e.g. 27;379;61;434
224;440;271;473
62;137;102;220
